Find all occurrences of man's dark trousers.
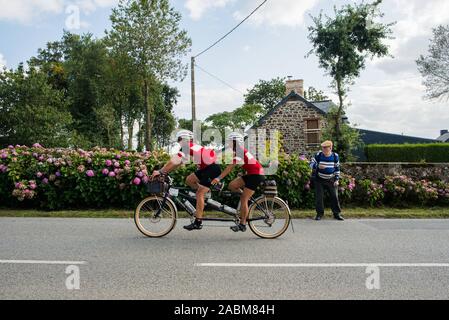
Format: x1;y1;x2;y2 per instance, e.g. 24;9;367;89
314;177;342;217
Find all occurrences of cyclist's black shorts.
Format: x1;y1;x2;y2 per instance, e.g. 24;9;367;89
194;164;222;188
242;174;266;191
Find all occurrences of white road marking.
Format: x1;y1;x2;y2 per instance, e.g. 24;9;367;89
195;263;449;268
0;260;87;265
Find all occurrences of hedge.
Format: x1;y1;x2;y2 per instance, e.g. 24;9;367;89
0;144;315;210
365;143;449;163
1;144;449;211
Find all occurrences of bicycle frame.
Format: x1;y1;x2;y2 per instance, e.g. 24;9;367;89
153;178;274;224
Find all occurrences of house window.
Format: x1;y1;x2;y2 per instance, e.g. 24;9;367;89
305;119;321;147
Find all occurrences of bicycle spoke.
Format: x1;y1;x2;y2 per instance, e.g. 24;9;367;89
135;197;177;238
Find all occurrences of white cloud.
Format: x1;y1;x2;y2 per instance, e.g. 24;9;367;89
0;53;6;69
233;0;320;28
0;0;65;23
176;82;249;120
0;0;118;24
185;0;319;27
348;77;448;139
373;0;449;75
185;0;235;21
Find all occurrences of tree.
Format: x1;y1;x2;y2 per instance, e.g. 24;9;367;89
107;0;191;151
152;83;178;148
0;65;73;147
321;107;363;161
205;104;264;134
244;77;286;112
308;0;394;159
417;25;449;101
304;86;329;101
104;49;144;150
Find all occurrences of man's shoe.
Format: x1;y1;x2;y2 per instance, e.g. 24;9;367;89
334;214;345;221
315;215;323;221
184;221;203;231
231;224;247;232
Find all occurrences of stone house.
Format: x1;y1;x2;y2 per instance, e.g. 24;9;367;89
252;79;335;157
252;79;439;159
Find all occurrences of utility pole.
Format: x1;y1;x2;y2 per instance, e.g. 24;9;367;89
191;56;196;121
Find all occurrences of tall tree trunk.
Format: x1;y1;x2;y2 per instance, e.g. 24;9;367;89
136;119;143;152
143;78;154;152
335;76;344;151
118;101;124;150
127;119;134;150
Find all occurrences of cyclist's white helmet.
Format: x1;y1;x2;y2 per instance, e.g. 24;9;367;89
226;132;244;144
176;130;194;141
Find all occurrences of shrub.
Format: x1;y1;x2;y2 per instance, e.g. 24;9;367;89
365;143;449;163
1;145;449;210
353;179;385;207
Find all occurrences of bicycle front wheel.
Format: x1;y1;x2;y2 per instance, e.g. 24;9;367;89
248;197;291;239
134;196;177;238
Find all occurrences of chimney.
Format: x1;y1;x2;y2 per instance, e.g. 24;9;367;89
441;129;449;136
285;79;304;97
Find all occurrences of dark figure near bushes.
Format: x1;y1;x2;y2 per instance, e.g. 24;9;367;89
310;141;344;221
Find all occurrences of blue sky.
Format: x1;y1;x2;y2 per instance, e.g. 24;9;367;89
1;0;448;139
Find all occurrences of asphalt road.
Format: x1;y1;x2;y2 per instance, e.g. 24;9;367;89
1;217;449;300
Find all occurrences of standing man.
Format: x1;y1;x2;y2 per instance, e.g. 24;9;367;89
310;141;344;221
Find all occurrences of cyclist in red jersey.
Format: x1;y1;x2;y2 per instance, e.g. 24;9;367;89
211;132;266;232
152;130;221;231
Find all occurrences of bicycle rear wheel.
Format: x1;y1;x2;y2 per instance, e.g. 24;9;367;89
248;196;291;239
134;196;177;238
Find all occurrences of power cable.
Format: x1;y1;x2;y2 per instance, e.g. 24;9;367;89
194;0;269;58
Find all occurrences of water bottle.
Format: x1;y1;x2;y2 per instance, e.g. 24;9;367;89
188;191;197;198
222;205;237;215
184;200;196;215
207;198;222;210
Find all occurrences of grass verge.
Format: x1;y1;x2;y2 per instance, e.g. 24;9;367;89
1;207;449;219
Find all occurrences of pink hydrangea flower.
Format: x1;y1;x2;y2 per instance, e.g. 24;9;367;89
105;160;113;167
86;170;95;177
108;172;116;178
133;177;141;185
102;168;110;176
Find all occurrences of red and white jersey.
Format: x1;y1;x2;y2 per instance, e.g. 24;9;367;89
233;147;264;175
177;142;217;170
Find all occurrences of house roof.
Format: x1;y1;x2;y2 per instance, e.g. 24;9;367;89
311;100;337;113
252;91;327;129
358;128;438;145
437;133;449;142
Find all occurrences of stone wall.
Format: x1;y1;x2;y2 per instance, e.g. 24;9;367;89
342;162;449;182
257;97;326;156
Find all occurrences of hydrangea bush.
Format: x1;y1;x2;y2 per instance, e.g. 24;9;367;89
1;144;449;210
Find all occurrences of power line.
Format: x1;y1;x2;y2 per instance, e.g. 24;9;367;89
194;0;269;58
195;63;244;94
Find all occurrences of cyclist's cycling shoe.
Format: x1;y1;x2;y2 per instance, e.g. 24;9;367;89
184;221;203;231
230;224;247;232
